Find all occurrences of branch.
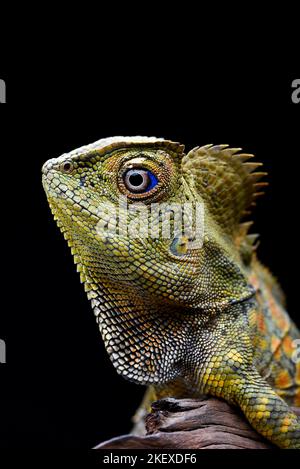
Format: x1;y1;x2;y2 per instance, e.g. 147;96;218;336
95;397;300;449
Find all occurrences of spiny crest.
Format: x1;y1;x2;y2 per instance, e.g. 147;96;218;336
236;222;260;264
181;144;268;238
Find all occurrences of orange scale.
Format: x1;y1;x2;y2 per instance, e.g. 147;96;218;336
275;370;293;390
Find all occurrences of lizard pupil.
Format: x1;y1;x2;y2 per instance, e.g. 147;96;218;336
129;173;144;186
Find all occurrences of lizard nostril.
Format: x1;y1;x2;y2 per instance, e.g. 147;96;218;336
61;162;73;173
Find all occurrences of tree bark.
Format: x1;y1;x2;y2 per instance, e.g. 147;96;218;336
95;397;300;450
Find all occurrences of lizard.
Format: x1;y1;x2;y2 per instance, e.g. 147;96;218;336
42;136;300;449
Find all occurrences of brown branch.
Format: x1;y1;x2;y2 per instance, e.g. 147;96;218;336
95;397;300;450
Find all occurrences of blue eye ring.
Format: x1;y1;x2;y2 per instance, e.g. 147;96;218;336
124;168;158;193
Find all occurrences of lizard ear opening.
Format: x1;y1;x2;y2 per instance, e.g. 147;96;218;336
181;145;268;238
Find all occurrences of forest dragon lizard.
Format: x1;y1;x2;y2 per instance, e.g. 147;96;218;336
42;137;300;448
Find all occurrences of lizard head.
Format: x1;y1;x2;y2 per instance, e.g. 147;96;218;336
42;137;265;385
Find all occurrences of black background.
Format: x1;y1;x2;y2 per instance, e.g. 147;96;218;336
0;66;299;449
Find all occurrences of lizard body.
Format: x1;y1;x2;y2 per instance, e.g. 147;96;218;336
42;137;300;448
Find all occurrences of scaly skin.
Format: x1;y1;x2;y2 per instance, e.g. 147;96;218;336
42;137;300;448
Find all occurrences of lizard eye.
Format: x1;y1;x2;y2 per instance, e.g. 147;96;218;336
124;168;158;193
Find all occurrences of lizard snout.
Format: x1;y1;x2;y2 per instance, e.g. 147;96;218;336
42;158;56;175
